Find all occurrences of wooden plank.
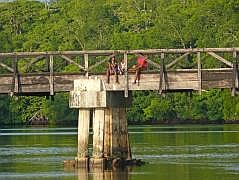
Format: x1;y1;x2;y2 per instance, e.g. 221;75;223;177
232;62;236;96
232;51;238;96
10;57;19;95
60;55;85;70
0;69;237;94
197;52;202;94
0;48;239;58
147;58;160;69
202;71;232;81
207;52;233;67
88;54;115;71
236;52;239;89
0;62;14;72
23;55;46;71
0;79;233;93
124;53;128;97
84;54;89;77
166;52;190;69
202;80;232;89
49;55;54;96
159;53;165;94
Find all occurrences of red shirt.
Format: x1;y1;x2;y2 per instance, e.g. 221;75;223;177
137;56;148;68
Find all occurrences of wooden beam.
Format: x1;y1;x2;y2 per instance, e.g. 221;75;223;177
159;53;165;94
232;51;238;96
197;52;202;95
60;55;85;70
88;58;107;71
0;62;14;72
124;53;128;98
147;59;160;69
23;55;46;71
0;48;239;58
49;55;54;96
88;54;115;71
84;54;89;77
166;52;190;69
235;51;239;89
10;57;19;95
0;69;236;94
207;52;233;67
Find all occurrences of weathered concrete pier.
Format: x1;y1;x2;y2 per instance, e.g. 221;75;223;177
65;78;134;169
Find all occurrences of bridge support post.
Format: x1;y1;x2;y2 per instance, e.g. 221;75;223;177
76;109;90;168
65;79;140;169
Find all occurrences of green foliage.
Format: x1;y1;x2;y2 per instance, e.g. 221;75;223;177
9;96;46;124
44;93;77;124
144;96;176;122
0;0;239;125
0;95;10;126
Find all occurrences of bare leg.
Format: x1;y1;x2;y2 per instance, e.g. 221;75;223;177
137;68;141;85
107;69;110;83
134;67;141;85
115;71;119;83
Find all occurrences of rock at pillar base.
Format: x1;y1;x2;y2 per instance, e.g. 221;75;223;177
64;158;89;169
89;158;106;170
64;158;145;169
76;158;89;168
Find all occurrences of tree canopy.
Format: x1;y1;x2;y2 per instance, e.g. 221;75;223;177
1;0;239;126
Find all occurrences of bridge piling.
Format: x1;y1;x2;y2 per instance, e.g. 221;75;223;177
76;109;90;168
65;78;137;169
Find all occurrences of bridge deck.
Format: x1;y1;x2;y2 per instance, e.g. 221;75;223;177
0;68;234;95
0;48;238;95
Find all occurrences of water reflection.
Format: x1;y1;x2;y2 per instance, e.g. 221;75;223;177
1;125;239;179
75;168;130;180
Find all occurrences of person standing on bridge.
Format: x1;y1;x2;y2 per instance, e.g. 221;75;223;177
133;53;148;85
107;56;119;83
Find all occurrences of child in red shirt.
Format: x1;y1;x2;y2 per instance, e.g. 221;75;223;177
133;53;148;84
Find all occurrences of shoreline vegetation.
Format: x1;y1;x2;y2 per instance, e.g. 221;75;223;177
1;0;239;127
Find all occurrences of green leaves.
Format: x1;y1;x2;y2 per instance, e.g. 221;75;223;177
1;0;239;125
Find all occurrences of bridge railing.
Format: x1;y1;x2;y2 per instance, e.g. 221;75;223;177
0;48;238;96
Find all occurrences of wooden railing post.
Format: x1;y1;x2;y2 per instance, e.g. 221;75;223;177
232;51;238;96
159;53;165;94
10;56;19;96
197;52;202;95
49;55;54;96
84;54;89;77
124;52;128;98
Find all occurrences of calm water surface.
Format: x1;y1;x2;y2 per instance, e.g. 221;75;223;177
1;125;239;179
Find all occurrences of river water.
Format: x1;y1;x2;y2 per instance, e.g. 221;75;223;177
1;125;239;180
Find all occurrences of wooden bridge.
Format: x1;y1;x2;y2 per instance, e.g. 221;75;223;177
2;48;239;169
0;48;238;97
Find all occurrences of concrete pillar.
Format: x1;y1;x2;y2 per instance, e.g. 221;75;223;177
103;108;111;158
76;109;90;167
68;79;133;169
111;108;131;159
92;108;105;158
91;108;106;169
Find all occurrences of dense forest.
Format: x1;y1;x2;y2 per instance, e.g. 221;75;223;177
1;0;239;126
